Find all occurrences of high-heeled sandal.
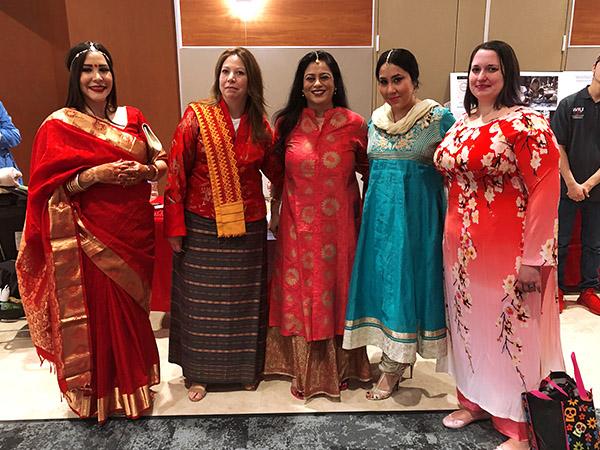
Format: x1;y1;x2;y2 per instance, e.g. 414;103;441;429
366;372;401;400
366;363;412;401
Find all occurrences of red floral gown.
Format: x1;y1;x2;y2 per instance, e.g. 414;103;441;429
434;107;565;422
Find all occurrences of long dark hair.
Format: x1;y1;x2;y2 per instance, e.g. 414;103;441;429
210;47;268;143
65;41;117;117
272;51;348;155
463;40;525;115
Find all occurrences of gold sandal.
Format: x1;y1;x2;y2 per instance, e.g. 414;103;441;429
366;363;412;401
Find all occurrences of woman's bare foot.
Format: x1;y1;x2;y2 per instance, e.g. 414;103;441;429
188;383;207;402
442;408;491;429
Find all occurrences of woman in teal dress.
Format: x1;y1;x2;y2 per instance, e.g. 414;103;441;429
342;48;454;400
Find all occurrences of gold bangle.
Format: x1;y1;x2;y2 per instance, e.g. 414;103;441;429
66;173;85;194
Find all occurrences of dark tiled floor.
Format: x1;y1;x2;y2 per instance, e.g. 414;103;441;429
0;412;510;450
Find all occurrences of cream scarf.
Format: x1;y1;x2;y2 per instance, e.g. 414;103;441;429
371;98;440;135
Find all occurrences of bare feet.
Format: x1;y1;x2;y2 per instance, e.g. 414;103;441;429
442;408;491;429
494;438;530;450
187;383;207;402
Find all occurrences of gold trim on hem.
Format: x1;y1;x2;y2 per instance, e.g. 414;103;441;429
64;363;160;422
345;317;447;341
343;325;447;364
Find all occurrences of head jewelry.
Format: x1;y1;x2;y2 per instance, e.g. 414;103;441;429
385;49;394;64
69;42;110;71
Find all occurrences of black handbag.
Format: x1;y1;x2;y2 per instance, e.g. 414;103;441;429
522;352;599;450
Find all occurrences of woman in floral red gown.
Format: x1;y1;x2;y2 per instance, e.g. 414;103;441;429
434;41;564;450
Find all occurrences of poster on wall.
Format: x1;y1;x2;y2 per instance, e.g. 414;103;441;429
449;71;593;120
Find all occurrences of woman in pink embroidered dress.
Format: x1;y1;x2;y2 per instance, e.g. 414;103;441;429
265;51;371;400
434;41;564;450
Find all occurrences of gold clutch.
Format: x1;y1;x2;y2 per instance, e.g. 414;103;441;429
141;123;166;163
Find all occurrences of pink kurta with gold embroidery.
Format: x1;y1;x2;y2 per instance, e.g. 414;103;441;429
269;107;368;342
434;107;565;422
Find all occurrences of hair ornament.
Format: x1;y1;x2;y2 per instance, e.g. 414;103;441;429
385;49;394;64
69;42;110;71
314;51;320;63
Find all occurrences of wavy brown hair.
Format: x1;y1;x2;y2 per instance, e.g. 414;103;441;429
210;47;268;143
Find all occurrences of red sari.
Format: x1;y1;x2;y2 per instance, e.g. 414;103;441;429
16;107;161;422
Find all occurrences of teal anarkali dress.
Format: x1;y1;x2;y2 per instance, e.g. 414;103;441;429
342;100;454;364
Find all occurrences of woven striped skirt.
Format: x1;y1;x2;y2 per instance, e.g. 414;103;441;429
168;212;268;385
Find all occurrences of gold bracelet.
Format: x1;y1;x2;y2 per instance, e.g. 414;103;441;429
66;173;86;194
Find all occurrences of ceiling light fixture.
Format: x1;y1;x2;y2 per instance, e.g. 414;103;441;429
226;0;267;22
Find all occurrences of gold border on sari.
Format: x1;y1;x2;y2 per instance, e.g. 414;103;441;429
48;187;93;392
190;102;246;238
75;215;151;312
46;108;148;163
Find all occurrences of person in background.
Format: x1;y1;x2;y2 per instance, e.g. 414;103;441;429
266;50;371;400
164;47;283;402
16;41;166;422
434;40;564;450
0;100;21;181
551;54;600;315
343;48;455;400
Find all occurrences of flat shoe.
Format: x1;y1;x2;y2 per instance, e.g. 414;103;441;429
442;408;491;429
188;384;207;402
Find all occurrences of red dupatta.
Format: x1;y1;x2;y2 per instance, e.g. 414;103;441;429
16;108;155;395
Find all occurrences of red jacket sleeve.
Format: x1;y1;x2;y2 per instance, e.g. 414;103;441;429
164;107;200;237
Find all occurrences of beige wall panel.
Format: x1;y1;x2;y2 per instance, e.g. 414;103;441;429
179;48;374;123
565;48;600;70
454;0;486;71
488;0;568;71
377;0;459;105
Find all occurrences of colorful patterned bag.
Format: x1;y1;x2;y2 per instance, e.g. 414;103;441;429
522;352;599;450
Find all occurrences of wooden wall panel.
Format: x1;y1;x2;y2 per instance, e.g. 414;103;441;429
180;0;372;47
570;0;600;46
0;0;71;182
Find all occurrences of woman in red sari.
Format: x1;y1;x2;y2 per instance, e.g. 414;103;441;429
16;41;166;422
